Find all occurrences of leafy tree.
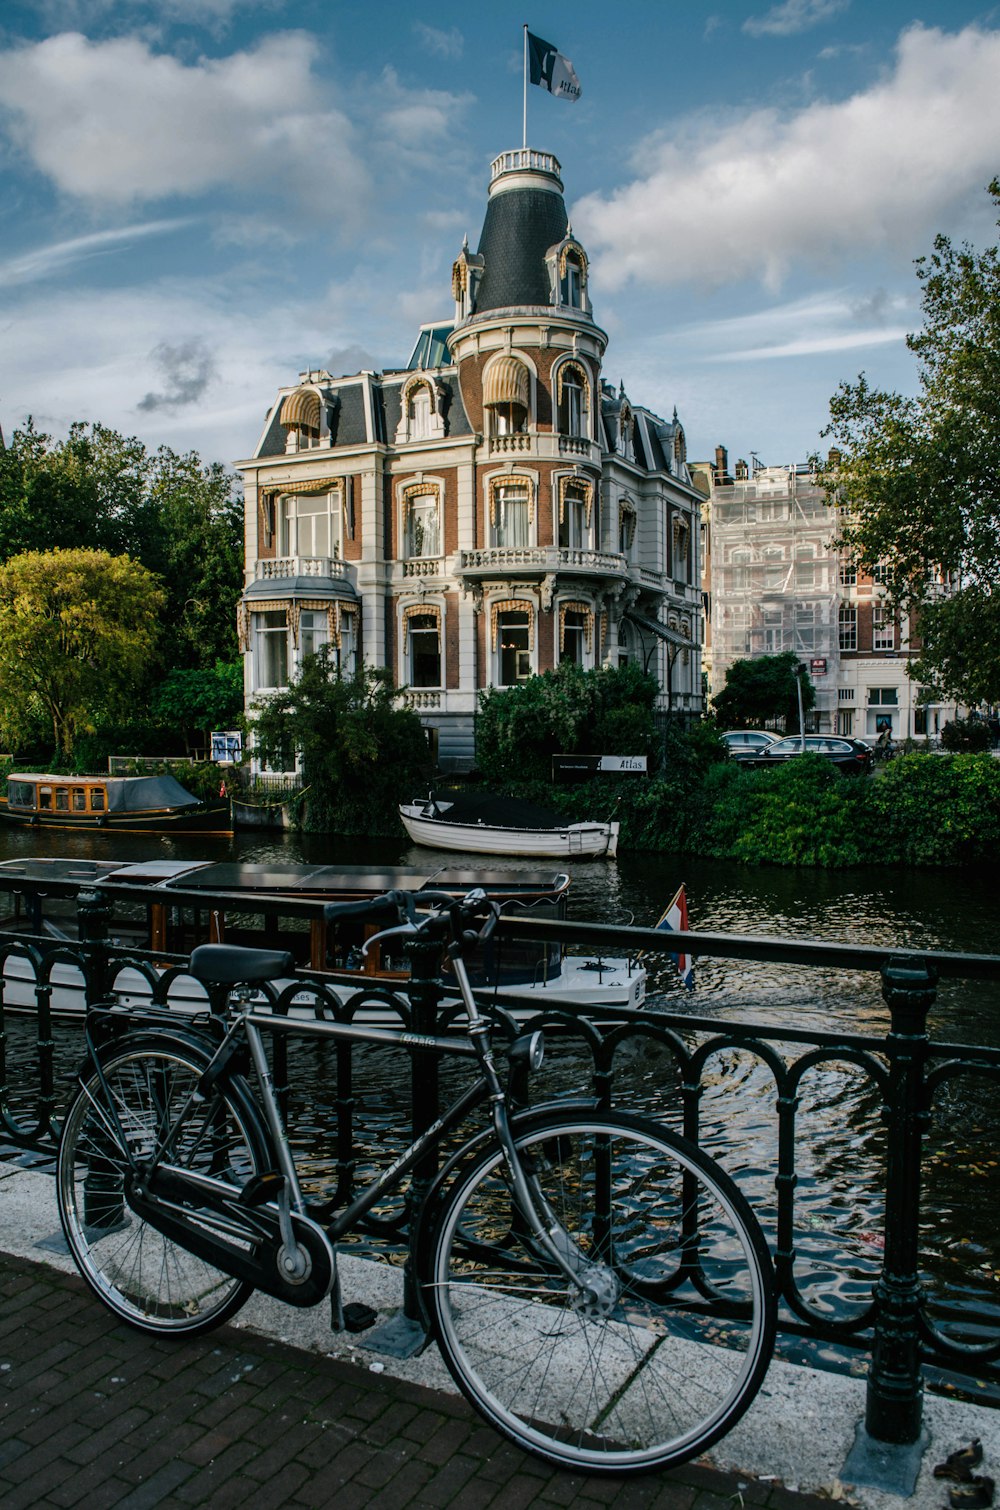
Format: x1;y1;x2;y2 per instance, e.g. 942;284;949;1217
150;663;244;755
824;180;1000;705
0;548;165;758
475;662;659;784
0;421;243;671
248;657;431;835
711;653;815;731
143;449;244;668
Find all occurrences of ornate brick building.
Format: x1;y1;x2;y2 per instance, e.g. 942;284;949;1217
236;147;704;769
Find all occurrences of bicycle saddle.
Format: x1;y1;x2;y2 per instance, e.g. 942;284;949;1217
189;943;296;984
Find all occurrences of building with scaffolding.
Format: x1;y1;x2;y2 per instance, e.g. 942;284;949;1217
706;449;957;742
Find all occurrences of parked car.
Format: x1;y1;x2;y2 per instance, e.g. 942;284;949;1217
749;735;874;774
720;730;782;761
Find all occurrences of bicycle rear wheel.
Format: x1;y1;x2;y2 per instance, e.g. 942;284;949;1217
427;1109;775;1475
57;1036;271;1337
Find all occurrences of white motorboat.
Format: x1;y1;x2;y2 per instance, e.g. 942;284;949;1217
399;792;619;859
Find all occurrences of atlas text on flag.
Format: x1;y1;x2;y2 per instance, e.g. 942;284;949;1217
527;32;582;102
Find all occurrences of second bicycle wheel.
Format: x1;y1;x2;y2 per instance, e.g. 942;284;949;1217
58;1035;271;1337
427;1109;775;1475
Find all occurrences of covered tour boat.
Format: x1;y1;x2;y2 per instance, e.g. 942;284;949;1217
0;857;645;1023
1;773;232;834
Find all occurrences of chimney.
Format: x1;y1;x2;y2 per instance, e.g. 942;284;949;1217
714;444;728;484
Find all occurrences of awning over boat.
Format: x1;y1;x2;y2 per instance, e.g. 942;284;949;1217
105;776;201;813
622;610;693;651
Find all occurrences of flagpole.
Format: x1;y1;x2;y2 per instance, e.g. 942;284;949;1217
523;24;528;148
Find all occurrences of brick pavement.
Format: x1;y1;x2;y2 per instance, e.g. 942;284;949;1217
0;1252;834;1510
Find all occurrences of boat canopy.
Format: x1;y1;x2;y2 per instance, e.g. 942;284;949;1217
105;775;201;812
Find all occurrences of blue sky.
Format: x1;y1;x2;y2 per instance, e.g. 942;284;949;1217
1;0;998;473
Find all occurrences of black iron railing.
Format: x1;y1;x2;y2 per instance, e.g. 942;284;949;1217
1;883;999;1451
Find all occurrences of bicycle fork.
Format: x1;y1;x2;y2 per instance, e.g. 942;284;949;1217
448;950;620;1318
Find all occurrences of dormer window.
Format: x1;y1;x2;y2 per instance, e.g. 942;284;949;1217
545;236;589;311
561;249;584;307
279;388;323;452
408;385;431;438
396;375;445;444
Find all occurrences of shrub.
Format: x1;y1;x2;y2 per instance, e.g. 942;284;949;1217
940;716;993;753
866;752;1000;864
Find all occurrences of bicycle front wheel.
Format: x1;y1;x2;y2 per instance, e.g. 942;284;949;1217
427;1109;775;1475
57;1037;271;1337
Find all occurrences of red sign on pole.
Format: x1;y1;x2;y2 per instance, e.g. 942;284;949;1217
810;658;828;675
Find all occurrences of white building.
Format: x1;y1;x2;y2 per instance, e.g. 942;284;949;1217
234;147;704;770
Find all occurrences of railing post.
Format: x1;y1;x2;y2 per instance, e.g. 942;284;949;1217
865;954;937;1444
77;887;113;1006
363;935;444;1358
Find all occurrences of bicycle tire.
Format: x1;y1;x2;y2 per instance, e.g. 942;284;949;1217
57;1034;272;1337
426;1107;775;1475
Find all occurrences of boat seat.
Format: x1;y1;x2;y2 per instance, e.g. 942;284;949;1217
189;943;296;985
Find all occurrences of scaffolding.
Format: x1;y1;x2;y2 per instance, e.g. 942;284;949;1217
710;466;840;728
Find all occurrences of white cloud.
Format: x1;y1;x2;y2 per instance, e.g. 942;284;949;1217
0;31;370;219
413;23;464;60
743;0;850;39
574;24;1000;292
0;218;194;286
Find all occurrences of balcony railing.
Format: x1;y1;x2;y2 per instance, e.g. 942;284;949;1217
255;556;351;581
459;546;627;576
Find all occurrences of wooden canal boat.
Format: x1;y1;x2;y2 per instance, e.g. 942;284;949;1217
1;773;232;834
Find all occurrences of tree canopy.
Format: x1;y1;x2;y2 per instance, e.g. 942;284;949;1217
249;657;431;835
0;421;243;669
0;548;165;757
824;180;1000;705
711;653;815;732
475;662;660;784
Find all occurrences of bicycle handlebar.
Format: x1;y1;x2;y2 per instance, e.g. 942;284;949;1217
323;887;498;957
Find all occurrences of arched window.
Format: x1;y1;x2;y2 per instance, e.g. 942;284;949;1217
558;601;593;667
489;478;533;548
402;485;441;559
483;356;530;436
561;248;584;307
403;605;442;688
491;600;534;685
558;477;593;550
556;362;589;438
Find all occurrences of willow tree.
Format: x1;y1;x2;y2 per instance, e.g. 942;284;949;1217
824;181;1000;706
0;548;164;759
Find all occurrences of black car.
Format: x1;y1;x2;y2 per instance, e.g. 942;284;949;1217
750;735;874;774
720;730;781;761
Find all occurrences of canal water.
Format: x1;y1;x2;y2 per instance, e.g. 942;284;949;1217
3;822;999;1382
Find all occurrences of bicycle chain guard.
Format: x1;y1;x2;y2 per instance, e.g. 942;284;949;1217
127;1166;336;1308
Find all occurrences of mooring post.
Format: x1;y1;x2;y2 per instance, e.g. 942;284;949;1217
865;954;937;1444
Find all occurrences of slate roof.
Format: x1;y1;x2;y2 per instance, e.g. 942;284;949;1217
473;186;569;313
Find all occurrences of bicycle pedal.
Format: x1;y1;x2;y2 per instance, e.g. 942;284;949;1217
239;1172;285;1207
342;1302;378;1333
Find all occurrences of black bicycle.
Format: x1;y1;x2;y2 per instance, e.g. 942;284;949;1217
56;888;775;1476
